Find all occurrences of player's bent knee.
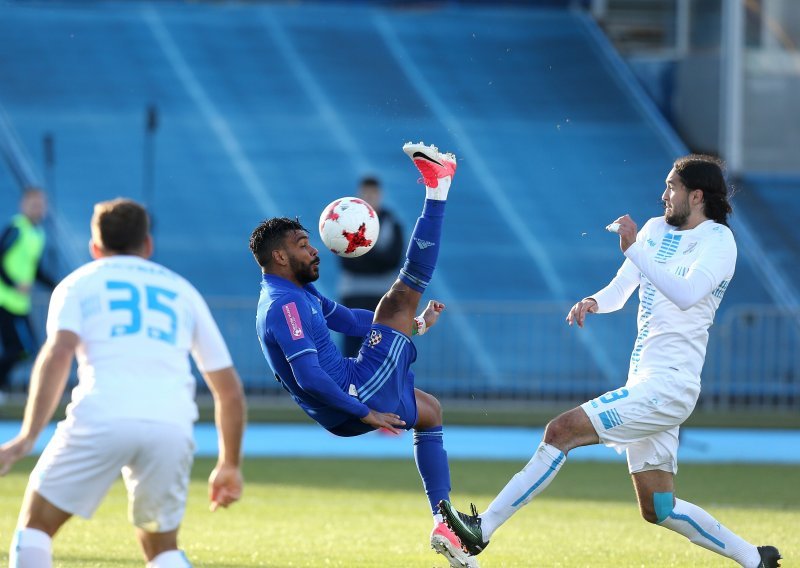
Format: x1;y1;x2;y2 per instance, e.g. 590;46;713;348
649;491;674;524
427;395;442;424
415;390;442;428
543;416;571;447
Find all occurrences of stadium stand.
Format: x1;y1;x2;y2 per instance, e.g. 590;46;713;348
0;2;795;409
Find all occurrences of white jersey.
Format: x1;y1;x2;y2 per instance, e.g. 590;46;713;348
47;255;232;430
592;217;736;380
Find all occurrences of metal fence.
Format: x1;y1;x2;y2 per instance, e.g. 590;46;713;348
205;298;799;412
25;296;799;412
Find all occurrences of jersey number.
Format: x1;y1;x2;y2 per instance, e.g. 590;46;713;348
599;388;629;404
106;281;178;345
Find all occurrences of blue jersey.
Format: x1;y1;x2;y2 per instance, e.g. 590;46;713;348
256;274;372;429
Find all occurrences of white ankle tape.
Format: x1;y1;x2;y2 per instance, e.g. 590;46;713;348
413;316;427;336
425;176;451;201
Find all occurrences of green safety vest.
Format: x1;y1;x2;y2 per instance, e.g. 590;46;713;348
0;214;46;315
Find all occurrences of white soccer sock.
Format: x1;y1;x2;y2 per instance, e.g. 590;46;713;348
479;442;566;540
146;549;192;568
9;528;52;568
658;499;760;567
433;513;444;527
425;176;451;201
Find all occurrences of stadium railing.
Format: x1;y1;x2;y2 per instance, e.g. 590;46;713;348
207;298;799;411
25;296;799;412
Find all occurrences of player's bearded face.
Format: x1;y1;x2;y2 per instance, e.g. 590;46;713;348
663;168;691;228
664;191;691;228
290;252;320;284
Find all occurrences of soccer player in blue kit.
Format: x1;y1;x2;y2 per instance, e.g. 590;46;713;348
249;142;478;568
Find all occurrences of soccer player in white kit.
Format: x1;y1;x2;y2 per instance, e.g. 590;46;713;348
440;156;781;567
0;199;246;568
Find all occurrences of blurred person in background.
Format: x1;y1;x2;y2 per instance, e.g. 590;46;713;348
0;187;56;403
0;198;246;568
440;155;781;568
338;176;405;357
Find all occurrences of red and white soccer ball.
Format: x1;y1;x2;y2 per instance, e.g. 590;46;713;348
318;197;380;258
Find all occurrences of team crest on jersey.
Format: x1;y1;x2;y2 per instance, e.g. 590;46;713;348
368;329;382;348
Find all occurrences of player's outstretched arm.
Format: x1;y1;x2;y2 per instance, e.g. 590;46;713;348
0;330;78;476
203;366;246;511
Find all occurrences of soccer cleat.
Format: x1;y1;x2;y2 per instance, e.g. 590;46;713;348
402;141;457;188
756;545;782;568
430;522;480;568
438;500;489;556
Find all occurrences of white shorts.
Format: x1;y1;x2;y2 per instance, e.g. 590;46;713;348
29;418;195;532
581;370;700;475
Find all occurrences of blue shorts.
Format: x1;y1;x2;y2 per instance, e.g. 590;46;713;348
328;324;418;437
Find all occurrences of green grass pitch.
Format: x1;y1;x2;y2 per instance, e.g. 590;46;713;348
0;456;796;567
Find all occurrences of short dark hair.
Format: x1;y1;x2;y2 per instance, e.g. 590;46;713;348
673;154;733;226
91;198;149;253
359;176;381;189
249;217;308;268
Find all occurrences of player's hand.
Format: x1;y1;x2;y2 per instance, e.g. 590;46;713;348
360;409;406;435
566;298;598;328
0;436;34;476
421;300;445;330
610;214;638;253
208;461;243;512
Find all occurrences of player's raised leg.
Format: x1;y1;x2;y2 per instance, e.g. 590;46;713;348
372;142;456;333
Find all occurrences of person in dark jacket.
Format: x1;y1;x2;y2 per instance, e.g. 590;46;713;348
338;176;405;357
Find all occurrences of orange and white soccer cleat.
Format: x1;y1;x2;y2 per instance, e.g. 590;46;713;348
403;142;457;189
430;521;480;568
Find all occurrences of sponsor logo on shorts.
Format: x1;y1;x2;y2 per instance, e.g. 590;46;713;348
368;329;382;348
282;302;304;340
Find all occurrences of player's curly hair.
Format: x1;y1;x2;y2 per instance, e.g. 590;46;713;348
673;154;733;227
249;217;308;268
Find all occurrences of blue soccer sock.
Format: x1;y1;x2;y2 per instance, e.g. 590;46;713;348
413;426;451;515
399;199;446;293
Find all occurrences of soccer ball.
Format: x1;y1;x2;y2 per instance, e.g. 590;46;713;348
318;197;380;258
